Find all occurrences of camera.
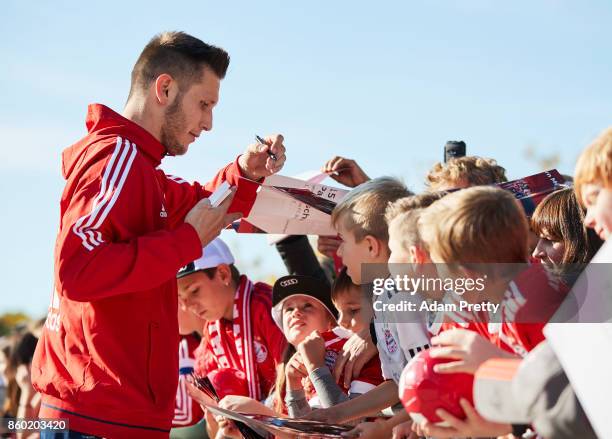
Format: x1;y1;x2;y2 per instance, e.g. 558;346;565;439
444;140;466;163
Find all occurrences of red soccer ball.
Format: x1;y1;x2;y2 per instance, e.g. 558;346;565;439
207;368;249;400
399;349;474;424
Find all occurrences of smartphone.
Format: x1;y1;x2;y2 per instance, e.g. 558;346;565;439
208;181;234;207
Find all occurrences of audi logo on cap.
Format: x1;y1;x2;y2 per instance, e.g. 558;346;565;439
280;278;298;287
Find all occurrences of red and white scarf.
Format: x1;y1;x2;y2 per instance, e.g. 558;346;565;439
207;275;261;400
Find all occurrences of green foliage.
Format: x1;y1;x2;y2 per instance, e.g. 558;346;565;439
0;312;31;336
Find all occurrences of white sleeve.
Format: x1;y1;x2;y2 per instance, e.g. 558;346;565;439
396;321;431;362
374;323;395;381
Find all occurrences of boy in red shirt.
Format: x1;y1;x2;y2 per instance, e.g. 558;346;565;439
411;186;568;437
418;186;568;357
177;238;285;402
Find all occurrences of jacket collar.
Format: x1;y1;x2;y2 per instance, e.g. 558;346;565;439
86;103;166;166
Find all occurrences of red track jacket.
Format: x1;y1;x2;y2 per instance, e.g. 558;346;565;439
32;104;257;438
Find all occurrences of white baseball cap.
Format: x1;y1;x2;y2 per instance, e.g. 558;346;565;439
177;237;235;278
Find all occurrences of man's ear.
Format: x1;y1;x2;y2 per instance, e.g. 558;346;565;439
154;73;178;106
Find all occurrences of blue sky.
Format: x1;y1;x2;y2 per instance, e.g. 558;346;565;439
2;0;612;316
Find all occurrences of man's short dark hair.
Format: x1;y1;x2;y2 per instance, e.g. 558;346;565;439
128;31;230;98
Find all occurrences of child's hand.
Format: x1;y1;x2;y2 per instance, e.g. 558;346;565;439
302;406;341;424
392;420;417;439
297;331;326;373
342;420;391;439
322;156;370;188
286;351;308;389
186;380;218;408
333;328;378;388
214;416;241;439
219;395;276;416
417;398;512;438
15;364;33;393
429;329;515;374
317;236;341;258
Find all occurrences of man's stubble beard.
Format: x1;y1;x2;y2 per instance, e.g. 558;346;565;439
161;93;188;156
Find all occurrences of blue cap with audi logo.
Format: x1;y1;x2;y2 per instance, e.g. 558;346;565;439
271;275;336;329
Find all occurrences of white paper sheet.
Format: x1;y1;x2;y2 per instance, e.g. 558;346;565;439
544;240;612;439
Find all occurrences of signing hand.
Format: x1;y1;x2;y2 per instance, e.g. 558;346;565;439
429;329;516;374
238;134;286;180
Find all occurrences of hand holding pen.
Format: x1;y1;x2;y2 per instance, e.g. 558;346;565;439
256;135;277;161
238;134;286;180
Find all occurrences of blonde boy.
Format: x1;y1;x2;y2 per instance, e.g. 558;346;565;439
420;186;528;264
342;192;446;438
408;187;548;438
331;176;410;284
418;187;531;318
385;192;447;266
575;127;612;241
418;186;567;355
425;155;507;191
330;178;430;379
309;178;431;437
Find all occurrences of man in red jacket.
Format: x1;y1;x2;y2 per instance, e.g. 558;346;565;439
32;31;286;438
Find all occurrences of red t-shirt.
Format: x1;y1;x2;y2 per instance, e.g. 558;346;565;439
194;282;286;398
431;264;568;357
494;263;568;356
304;327;384;407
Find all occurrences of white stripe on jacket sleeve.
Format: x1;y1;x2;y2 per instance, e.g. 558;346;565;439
72;137;137;251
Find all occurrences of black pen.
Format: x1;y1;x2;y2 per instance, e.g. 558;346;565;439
255;135;278;161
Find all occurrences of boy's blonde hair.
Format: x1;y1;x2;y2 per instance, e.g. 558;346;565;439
418;186;529;265
425;156;507;191
331;177;412;243
575;127;612;205
385;192;447;251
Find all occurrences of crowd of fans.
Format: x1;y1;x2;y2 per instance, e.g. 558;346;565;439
0;117;612;438
1;320;44;438
3;131;611;439
165;128;609;438
7;29;611;439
